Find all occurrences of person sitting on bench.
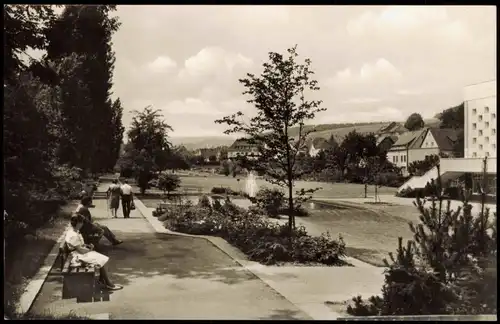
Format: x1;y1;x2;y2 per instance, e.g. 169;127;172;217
66;214;123;291
76;196;123;246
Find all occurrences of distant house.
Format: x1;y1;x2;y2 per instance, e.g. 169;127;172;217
387;129;427;176
227;138;259;160
377;135;398;153
408;128;462;163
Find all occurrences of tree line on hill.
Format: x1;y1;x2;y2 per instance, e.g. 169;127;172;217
4;5;124;242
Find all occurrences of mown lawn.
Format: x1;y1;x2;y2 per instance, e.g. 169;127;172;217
134;175;397;199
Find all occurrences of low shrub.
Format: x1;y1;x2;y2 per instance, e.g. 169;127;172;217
254;188;284;218
210;186;240;196
161;204;347;266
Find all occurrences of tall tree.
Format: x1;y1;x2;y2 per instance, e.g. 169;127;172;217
437;102;464;129
126;106;173;194
45;5;122;173
215;46;326;232
404;113;425;131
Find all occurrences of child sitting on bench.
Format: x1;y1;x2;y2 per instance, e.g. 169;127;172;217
66;214;123;291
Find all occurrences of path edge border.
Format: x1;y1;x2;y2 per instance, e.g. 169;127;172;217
15;224;71;316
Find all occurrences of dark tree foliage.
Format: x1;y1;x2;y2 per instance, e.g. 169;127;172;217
438;102;465;130
405;113;425;131
46;5;122;173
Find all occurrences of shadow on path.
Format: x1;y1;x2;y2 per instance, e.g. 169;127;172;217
99;231;259;287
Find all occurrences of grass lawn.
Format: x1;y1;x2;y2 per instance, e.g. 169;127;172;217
135;175;397;199
298;204;416;267
4;201;79;316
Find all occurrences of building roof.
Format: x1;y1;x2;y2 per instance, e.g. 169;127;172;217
428;128;462;151
228;138;258;151
390;129;427;150
376;134;398;146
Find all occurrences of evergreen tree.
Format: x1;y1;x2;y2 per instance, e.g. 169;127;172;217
347;162;497;316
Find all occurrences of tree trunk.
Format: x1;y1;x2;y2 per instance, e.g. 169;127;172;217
288;177;295;232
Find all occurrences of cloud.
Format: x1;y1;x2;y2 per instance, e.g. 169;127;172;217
161;98;221;116
346;6;469;41
146;56;177;73
328;58;402;86
323;106;405;124
178;46;253;79
109;6;494;138
341;98;382;104
396;89;422;96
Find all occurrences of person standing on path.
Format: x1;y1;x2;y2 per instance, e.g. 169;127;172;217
106;179;122;218
120;180;134;219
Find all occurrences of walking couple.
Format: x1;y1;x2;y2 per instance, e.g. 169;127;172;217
107;180;135;219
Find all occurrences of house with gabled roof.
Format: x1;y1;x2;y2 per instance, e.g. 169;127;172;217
386;129;427;176
227;138;259;160
408;128;462;163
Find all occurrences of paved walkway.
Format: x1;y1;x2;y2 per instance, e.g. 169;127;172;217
28;199;310;320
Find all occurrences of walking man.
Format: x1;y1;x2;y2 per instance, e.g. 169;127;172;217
120;180;133;219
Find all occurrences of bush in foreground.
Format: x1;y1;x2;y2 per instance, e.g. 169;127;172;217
347;165;497;316
161;198;347;266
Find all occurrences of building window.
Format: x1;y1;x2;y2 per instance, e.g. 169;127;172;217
473;123;477;130
493;129;496;135
492;113;496;119
479;130;483;136
425;142;428;147
473;138;477;144
485;137;489;143
472;108;477;115
493;144;497;149
485;122;490;128
395;156;398;163
479;115;483;121
392;156;395;163
486;152;490;157
485;106;489;113
479;144;483;150
473;152;477;157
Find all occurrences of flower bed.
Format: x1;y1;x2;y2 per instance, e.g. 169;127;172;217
157;196;348;266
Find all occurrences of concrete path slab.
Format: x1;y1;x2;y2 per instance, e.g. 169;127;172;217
28;199;310;320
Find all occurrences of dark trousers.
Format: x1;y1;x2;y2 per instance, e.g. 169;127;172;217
121;195;132;218
82;222;119;245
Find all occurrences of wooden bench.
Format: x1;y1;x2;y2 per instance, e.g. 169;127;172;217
59;241;99;303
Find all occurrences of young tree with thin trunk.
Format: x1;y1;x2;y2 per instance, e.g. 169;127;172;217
215;45;326;232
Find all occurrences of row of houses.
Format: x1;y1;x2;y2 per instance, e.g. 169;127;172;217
222;124;462;177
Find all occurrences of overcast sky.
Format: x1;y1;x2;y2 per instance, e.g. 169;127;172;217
108;6;496;137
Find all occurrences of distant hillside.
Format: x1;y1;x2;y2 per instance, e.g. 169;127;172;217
291;118;441;142
171;118;442;149
170;136;236;150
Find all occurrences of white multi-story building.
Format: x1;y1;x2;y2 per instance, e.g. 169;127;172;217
398;80;497;198
464;80;497;159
